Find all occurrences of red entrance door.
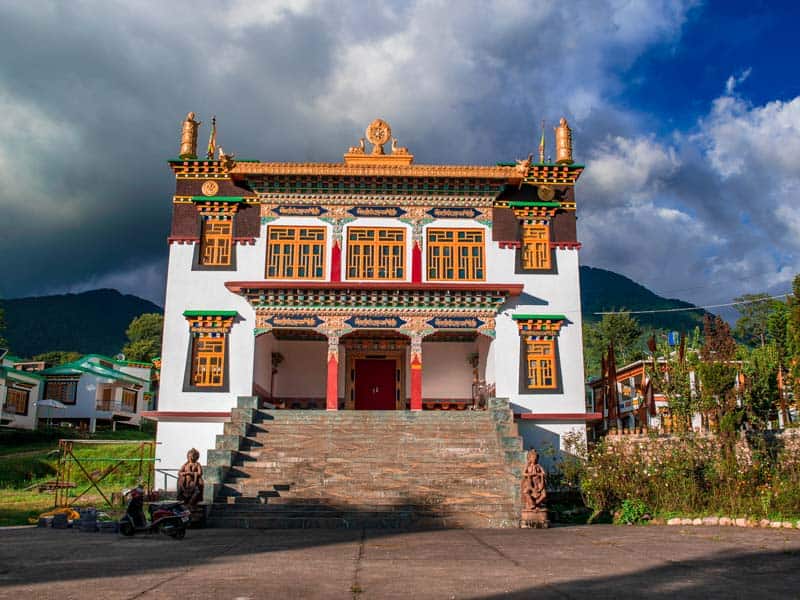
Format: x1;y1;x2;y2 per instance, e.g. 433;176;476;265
354;359;396;410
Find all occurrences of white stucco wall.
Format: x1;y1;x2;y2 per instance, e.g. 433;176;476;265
155;420;224;491
517;420;587;471
421;341;475;399
159;241;258;413
271;340;328;398
253;333;274;395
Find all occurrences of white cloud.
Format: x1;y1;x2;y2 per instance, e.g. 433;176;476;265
581;135;680;204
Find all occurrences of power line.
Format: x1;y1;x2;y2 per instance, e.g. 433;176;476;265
593;292;794;316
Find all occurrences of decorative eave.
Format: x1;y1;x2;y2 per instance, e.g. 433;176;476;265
225;281;523;314
225;281;523;295
229;161;522;181
513;314;567;337
183;311;238;335
506;163;585;186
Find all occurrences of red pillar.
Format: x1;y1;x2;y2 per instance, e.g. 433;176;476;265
331;241;342;282
412;241;422;283
411;352;422;410
326;354;338;410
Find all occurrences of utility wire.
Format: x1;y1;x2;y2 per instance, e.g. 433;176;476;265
593;292;794;316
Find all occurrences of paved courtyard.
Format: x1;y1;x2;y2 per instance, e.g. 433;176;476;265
0;524;798;599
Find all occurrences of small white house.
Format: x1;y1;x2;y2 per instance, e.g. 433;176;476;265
40;355;152;432
0;355;45;430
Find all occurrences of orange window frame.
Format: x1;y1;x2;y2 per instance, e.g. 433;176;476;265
522;223;551;270
191;336;226;388
426;228;485;281
346;228;406;280
525;339;557;389
200;218;233;266
266;226;327;279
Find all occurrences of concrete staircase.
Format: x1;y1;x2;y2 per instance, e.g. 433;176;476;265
204;397;525;529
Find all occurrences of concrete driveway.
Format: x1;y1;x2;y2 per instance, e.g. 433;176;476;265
0;525;798;599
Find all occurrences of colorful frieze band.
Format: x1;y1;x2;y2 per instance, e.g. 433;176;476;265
348;206;407;218
512;314;566;337
345;315;407;329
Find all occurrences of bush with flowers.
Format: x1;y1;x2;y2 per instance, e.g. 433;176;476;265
557;431;800;522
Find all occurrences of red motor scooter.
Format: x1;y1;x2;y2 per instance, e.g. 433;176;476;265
119;485;190;539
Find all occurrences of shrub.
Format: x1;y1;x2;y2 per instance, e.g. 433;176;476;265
617;498;649;524
551;432;800;522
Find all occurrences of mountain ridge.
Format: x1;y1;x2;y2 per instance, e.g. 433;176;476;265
0;289;162;358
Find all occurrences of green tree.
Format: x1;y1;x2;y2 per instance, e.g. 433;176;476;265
697;315;739;435
733;293;782;347
0;301;8;349
583;311;643;377
740;344;779;428
33;351;82;366
647;339;695;429
788;275;800;401
121;313;163;363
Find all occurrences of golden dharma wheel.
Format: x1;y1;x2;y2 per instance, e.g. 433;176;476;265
366;118;392;147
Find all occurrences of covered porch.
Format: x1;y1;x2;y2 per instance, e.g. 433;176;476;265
226;281;521;411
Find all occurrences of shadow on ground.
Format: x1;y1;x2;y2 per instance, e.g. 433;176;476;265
0;523;798;598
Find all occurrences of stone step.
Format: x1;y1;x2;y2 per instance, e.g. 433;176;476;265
213;399;525;529
222;486;519;500
210;500;519;512
207;514;518;529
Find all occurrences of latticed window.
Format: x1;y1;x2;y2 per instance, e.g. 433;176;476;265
347;228;405;280
200;218;233;266
5;386;28;415
44;380;78;405
191;337;225;387
525;339;557;389
427;228;485;281
522;223;551;270
266;226;326;279
122;388;137;411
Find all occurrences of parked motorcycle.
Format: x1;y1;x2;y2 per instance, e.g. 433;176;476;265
119;485;190;539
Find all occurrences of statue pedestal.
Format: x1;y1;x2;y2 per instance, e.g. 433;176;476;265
520;508;549;529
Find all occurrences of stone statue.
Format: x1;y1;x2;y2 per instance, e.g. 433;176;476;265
177;448;204;506
554;117;573;165
520;449;549;528
179;112;201;160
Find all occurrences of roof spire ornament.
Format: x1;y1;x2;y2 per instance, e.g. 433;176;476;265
538;119;546;163
554;117;574;165
343;118;413;165
206;116;217;159
179;112;201;160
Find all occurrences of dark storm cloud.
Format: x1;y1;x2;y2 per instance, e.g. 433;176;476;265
0;0;796;309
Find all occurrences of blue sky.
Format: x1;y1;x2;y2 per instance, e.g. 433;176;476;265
0;0;797;312
624;1;800;130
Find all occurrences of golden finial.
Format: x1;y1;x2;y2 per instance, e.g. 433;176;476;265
555;117;573;164
179;112;201;159
538;120;546;163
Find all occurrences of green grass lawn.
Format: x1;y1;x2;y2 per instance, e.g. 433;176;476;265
0;427;156;526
